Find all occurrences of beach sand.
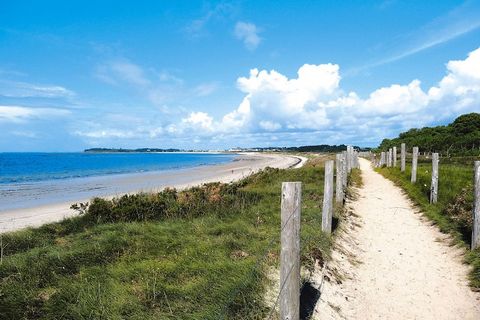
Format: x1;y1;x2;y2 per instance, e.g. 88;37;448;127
0;153;307;233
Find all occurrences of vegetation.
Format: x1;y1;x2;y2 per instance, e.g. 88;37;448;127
377;159;480;288
377;113;480;156
85;144;371;153
0;159;352;319
260;145;369;153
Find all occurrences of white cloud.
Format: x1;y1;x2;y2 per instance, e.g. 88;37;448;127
234;22;261;51
182;111;214;132
0;80;75;98
73;129;136;139
175;46;480;144
77;47;480;148
259;120;281;131
0;105;71;123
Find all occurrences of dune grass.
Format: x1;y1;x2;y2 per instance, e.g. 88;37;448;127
0;159;344;319
377;159;480;289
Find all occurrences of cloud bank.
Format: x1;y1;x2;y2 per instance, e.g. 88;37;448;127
174;47;480;145
6;47;480;149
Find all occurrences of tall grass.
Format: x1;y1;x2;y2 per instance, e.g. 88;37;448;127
377;159;480;289
0;161;342;319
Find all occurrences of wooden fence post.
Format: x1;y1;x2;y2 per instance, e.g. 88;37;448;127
388;148;392;167
411;147;418;183
347;146;352;173
393;146;397;167
342;151;348;188
336;154;344;203
322;160;334;233
380;152;386;167
472;161;480;250
401;143;406;172
430;153;439;204
280;182;301;320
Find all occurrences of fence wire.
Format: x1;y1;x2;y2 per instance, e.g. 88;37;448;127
220;154;354;319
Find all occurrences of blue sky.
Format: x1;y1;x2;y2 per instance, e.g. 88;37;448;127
1;0;480;151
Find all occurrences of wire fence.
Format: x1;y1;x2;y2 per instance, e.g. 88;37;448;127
373;146;480;251
219;149;359;319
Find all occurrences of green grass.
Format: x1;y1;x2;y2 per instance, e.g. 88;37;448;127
376;160;480;289
0;160;346;319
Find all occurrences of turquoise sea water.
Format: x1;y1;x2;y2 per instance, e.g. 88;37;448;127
0;152;236;184
0;152;237;211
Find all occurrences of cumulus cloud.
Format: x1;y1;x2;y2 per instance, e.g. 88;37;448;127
182;111;214;132
175;46;480;144
234;22;261;50
77;47;480;148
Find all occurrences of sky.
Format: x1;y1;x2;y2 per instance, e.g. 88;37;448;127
1;0;480;151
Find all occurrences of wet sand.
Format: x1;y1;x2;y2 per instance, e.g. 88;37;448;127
0;153;307;233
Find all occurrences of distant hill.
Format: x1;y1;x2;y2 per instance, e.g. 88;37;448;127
378;113;480;156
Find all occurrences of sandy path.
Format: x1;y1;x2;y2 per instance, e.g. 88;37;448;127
315;158;480;319
0;153;305;233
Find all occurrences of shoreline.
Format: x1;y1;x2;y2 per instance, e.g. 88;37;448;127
0;153;307;233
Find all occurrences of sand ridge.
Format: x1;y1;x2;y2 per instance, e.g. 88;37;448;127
314;158;480;319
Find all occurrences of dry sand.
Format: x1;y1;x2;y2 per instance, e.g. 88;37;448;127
0;153;307;233
314;158;480;320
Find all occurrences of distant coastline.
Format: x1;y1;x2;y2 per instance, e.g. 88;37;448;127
84;148;210;153
84;144;372;153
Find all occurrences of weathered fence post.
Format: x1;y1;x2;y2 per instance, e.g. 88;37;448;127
388;148;392;167
393;146;397;167
380;152;386;167
430;153;439;204
401;143;406;172
280;182;301;320
347;146;353;173
335;154;344;203
472;161;480;250
411;147;418;183
322;160;334;233
342;151;348;188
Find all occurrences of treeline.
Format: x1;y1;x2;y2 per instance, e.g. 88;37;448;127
378;113;480;156
283;144;368;152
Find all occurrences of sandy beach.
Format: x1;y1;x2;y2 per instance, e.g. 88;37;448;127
0;153;307;233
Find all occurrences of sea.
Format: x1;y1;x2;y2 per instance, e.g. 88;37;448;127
0;152;237;211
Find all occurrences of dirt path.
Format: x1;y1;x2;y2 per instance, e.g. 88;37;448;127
314;158;480;319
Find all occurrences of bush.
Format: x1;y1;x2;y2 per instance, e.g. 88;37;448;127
84;183;260;224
